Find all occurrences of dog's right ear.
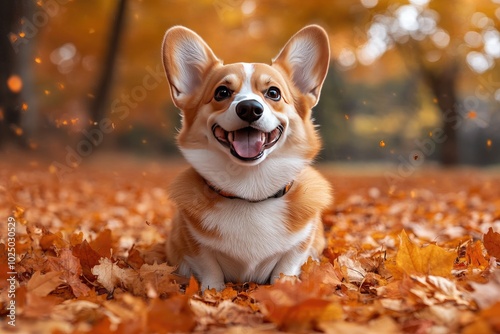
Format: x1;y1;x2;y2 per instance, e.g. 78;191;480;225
162;26;221;109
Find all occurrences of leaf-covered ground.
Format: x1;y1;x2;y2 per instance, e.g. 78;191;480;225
1;154;500;333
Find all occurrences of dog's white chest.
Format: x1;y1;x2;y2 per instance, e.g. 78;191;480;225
191;198;311;282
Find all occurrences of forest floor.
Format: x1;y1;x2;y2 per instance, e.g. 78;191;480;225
1;153;500;333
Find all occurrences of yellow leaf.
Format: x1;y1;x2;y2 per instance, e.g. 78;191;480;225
396;230;455;277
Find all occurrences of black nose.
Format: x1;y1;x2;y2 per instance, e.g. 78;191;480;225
236;100;263;123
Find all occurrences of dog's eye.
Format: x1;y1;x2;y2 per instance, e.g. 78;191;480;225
214;86;232;101
265;87;281;101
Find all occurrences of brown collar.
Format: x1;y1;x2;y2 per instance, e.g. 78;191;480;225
204;179;294;203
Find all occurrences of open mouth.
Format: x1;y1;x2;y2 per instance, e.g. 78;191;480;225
212;124;283;161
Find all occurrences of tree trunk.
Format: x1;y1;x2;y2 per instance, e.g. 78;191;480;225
0;1;23;147
422;62;460;166
88;0;128;127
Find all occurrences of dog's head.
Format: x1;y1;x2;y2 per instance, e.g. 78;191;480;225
162;25;330;200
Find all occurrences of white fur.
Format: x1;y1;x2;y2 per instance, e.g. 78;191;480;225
181;148;308;201
180;198;314;288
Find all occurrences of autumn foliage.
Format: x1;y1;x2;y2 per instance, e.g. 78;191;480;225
1;159;500;333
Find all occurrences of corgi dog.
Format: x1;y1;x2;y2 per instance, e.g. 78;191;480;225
162;25;332;291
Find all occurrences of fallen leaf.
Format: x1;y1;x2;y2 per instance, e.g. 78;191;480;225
483;228;500;259
470;270;500;309
301;258;343;291
22;292;64;318
40;231;68;251
91;257;136;293
185;275;200;296
395;230;455;277
147;295;196;333
137;261;177;297
410;275;470;306
73;240;101;281
252;279;343;331
126;244;145;269
47;248;90;297
190;299;264;330
27;271;62;297
320;316;400;334
90;229;112;258
336;251;366;284
466;240;489;269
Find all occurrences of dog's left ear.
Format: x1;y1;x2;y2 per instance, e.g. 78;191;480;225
272;25;330;107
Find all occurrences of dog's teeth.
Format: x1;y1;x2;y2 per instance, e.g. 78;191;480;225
261;132;266;143
227;131;234;143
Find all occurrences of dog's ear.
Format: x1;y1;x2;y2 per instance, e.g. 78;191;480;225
162;26;221;109
272;25;330;107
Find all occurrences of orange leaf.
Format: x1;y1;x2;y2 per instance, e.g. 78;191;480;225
147;296;196;333
73;240;101;281
185;275;200;296
126;245;145;270
466;240;489;269
69;231;84;246
27;271;62;297
22;292;63;318
484;228;500;259
47;248;90;297
300;258;342;294
396;230;455;277
252;278;343;331
90;228;112;258
40;231;68;251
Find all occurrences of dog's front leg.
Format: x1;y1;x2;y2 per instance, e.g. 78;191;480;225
188;252;226;291
270;247;308;284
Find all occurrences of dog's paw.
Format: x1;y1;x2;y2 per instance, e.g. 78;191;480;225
201;281;226;292
270;274;300;285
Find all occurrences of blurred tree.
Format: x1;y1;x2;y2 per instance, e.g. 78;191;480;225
353;0;500;165
0;1;23;147
87;0;128;133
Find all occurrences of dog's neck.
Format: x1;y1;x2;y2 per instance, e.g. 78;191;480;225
182;148;308;202
204;178;294;203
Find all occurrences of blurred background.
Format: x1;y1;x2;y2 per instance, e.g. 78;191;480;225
1;0;499;171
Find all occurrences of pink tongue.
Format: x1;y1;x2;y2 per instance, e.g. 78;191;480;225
232;128;264;158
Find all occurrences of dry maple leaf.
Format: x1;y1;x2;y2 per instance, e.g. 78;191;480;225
470;270;500;309
27;271;63;297
190;299;264;330
90;228;112;258
410;275;470;306
47;248;91;297
336;251;366;284
91;257;137;293
72;240;101;281
483;228;500;259
22;292;63;318
136;261;177;297
147;295;196;333
395;230;456;277
40;231;68;251
126;244;145;269
252;278;343;331
466;240;489;269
